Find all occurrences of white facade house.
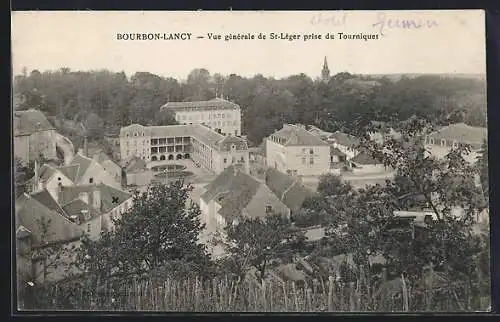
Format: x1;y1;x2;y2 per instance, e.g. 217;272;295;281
266;124;330;176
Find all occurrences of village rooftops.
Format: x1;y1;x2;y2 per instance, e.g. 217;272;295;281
270;124;330;147
350;149;381;165
328;131;361;147
201;166;284;223
14;109;55;136
160;98;240;112
427;123;487;145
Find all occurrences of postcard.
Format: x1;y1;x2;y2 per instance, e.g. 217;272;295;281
11;10;490;312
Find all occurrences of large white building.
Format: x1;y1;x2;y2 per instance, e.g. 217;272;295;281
266;124;330;176
160;98;242;137
120;124;249;174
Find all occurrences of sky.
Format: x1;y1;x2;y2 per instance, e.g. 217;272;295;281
11;10;486;80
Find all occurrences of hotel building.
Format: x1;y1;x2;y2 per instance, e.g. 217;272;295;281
120;124;249;174
160;98;242;136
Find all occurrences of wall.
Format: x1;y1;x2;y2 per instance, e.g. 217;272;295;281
14;135;30;163
351;164;386;174
219;150;250;173
175;108;241;136
333;142;358;160
81;215;102;240
102;160;122;184
45;171;75;202
126;170;153;187
78;161;122;189
284;145;330;176
200;198;210;223
265;139;287;172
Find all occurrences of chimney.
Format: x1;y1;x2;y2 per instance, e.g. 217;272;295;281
83;135;88;157
54;182;62;203
92;188;102;211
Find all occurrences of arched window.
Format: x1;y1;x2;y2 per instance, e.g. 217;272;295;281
151;156;157;161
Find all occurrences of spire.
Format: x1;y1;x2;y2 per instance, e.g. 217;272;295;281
321;56;330;82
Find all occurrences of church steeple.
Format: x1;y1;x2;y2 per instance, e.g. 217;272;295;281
321;56;330;82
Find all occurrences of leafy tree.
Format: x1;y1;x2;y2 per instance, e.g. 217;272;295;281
75;180;211;279
316;173;353;197
477;139;489;201
222;213;305;282
15;158;34;198
329;117;488;285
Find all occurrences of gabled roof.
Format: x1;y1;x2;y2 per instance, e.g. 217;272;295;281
38;164;58;182
161;98;240;111
57;164;80;183
69;153;93;182
14;109;55;136
61;198;101;223
271;124;329;147
201;166;263;222
15;194;83;245
59;183;132;214
428;123;487;145
217;135;248;152
264;168;315;213
31;189;67;217
329;131;361;147
16;225;32;239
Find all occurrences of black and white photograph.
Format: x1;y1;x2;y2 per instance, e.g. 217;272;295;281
11;10;490;312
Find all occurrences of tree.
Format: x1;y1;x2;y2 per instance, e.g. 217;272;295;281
222;213;305;282
316;173;353;197
15;158;34;198
75;180;210;279
477;139;488;202
330;117;488;286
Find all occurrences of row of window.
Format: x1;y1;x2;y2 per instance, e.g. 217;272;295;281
302;156;315;165
302;148;314;154
151;137;190;145
223;156;246;164
125;132;145;138
426;137;459;148
178;111;237;121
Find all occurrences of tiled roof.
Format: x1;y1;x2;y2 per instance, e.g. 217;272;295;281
271;124;329;147
149;124;196;138
57;164;80;183
59;183;132;214
350;150;381;165
69;153;93;182
15;194;83;245
38;164;58;182
31;189;67;216
264;168;315;213
201;166;262;222
61;198;101;223
428;123;487;145
329;131;360;147
161;98;240;111
217;135;248;151
14;109;55;136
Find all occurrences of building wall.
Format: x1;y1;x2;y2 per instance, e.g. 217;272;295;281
266;139;287;173
120;125;151;163
126;170;154;187
45;171;75;202
175;108;241;136
243;185;291;220
352;164;386;174
284;145;330;176
14;130;57;164
200;198;210;223
332;142;358;160
78;161;122;189
218;150;250;173
101;160;122;184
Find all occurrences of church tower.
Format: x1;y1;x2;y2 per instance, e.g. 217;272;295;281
321;56;330;82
